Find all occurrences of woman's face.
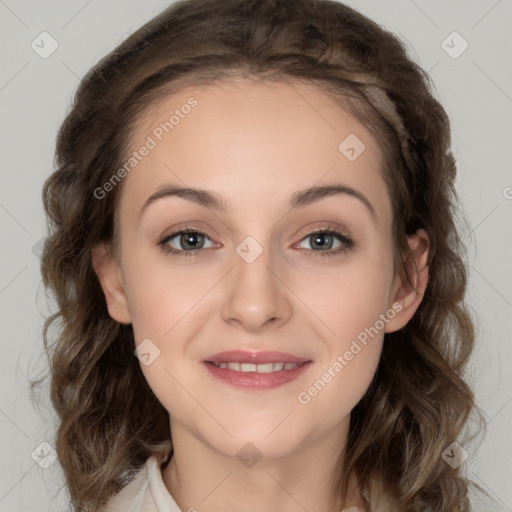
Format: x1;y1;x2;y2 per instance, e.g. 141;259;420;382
93;77;425;460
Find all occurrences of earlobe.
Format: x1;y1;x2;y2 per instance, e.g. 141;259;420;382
385;229;430;333
91;243;132;324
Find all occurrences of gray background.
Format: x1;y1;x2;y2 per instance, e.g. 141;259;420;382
0;0;511;510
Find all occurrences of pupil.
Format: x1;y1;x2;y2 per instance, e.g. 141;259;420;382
312;233;332;250
182;233;203;250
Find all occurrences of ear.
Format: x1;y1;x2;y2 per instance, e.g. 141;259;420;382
385;228;430;333
91;243;132;324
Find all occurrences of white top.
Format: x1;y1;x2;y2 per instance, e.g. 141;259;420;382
103;454;182;512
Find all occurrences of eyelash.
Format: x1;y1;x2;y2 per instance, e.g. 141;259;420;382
156;225;354;259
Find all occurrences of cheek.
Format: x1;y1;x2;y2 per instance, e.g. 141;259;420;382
123;251;215;340
291;252;391;404
293;274;389;428
290;252;393;343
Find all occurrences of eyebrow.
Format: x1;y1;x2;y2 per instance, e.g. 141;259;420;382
140;183;377;220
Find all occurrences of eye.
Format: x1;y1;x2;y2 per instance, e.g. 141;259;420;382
295;228;354;257
157;227;215;257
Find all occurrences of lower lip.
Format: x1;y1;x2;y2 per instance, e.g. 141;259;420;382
202;361;313;390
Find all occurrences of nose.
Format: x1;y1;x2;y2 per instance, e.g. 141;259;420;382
220;243;293;333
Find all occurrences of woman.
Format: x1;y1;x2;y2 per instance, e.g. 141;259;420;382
38;0;490;510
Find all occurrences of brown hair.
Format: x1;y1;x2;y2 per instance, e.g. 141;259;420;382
32;0;487;510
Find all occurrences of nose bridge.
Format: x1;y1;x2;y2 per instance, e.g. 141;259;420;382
220;234;292;330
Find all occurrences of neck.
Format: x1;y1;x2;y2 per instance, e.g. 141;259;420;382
161;417;367;512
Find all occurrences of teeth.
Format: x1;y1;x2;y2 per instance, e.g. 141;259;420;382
212;361;302;372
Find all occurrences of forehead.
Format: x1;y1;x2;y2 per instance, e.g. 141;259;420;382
118;77;390;225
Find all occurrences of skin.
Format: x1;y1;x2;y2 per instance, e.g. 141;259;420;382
92;77;429;512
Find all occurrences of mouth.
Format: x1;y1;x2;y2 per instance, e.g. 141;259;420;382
202;350;313;390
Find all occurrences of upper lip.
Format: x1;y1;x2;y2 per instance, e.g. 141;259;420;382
204;350;312;365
